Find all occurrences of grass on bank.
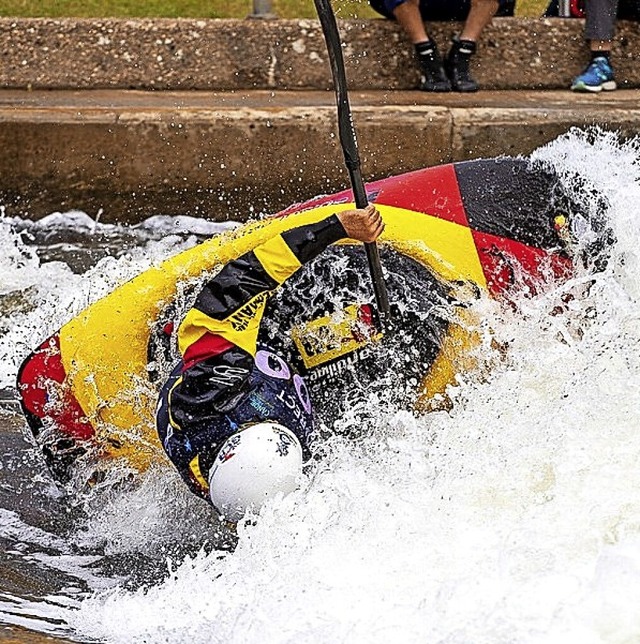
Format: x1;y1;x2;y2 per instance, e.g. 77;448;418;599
0;0;550;19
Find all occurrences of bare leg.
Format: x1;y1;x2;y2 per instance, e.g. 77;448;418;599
392;0;429;43
460;0;499;42
589;38;612;53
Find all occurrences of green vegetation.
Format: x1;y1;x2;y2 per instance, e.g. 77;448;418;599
0;0;549;19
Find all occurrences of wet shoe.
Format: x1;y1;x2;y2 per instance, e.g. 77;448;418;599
416;41;451;92
571;56;617;92
445;38;478;92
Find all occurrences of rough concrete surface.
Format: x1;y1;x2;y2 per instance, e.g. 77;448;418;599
0;625;76;644
1;17;639;91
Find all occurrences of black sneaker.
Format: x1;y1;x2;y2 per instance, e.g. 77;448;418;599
445;38;479;92
415;41;451;92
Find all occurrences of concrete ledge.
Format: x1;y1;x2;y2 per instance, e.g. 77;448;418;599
1;17;639;91
2;88;640;223
2;18;639;223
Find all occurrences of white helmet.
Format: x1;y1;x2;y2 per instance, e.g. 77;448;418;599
208;422;303;523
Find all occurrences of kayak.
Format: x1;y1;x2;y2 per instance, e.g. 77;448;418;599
16;157;575;481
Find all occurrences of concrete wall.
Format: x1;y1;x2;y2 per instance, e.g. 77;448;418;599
1;17;640;222
1;17;639;91
3;88;639;222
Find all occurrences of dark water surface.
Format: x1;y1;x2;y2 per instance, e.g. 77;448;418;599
0;406;84;642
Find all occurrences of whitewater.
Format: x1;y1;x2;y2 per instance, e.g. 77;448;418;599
1;128;640;644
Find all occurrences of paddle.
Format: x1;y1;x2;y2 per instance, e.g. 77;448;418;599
313;0;391;325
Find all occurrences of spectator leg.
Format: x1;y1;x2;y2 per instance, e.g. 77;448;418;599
393;0;430;42
393;0;451;91
460;0;499;41
571;0;619;92
444;0;498;91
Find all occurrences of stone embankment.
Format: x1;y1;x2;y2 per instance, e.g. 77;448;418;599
1;17;639;222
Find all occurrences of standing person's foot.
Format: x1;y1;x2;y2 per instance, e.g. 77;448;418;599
571;56;617;92
415;40;451;92
445;37;479;92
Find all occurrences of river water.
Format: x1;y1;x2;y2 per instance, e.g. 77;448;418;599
1;128;640;644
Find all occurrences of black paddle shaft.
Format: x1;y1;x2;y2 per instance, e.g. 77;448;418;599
313;0;391;322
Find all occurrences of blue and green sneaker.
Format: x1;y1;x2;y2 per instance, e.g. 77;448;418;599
571;57;617;93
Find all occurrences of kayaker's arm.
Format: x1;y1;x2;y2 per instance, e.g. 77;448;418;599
176;206;383;366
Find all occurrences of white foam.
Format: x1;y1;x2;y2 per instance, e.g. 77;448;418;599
0;217;202;389
136;214;239;236
31;209;111;231
0;217;46;295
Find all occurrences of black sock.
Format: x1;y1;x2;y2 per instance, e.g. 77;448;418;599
591;50;610;61
414;39;437;59
453;38;477;56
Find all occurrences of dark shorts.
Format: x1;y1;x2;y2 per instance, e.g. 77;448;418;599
369;0;516;21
